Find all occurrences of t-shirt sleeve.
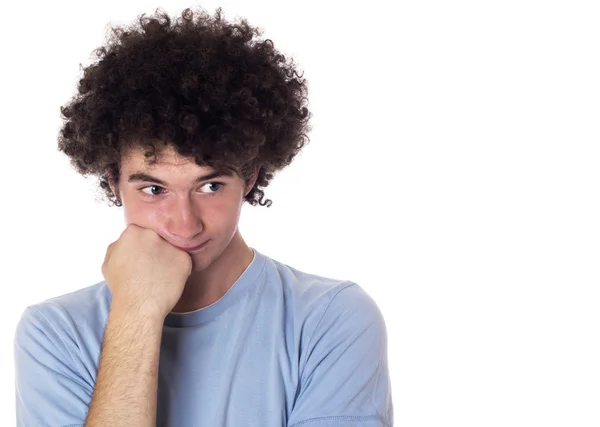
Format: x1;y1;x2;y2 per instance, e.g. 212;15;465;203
14;306;93;427
288;283;394;427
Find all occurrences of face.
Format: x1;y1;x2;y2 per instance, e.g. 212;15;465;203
109;145;256;272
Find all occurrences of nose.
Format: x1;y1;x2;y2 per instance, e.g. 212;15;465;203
167;195;203;242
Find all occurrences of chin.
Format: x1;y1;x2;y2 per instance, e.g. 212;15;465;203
189;248;221;272
190;254;209;272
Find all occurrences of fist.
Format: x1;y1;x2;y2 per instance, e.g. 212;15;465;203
102;224;192;319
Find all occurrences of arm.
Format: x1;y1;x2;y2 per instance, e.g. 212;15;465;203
84;303;164;427
85;224;189;425
14;225;187;426
287;283;394;427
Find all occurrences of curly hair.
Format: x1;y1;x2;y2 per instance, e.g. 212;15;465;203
57;6;311;207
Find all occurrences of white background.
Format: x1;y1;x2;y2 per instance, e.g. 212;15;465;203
1;0;599;425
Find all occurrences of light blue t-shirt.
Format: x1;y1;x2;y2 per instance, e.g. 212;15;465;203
14;248;393;427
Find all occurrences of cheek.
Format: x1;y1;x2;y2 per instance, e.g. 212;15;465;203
123;200;164;228
123;195;242;232
205;199;240;226
221;197;244;220
201;199;243;235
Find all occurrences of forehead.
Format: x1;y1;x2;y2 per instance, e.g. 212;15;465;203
121;145;195;168
118;144;238;182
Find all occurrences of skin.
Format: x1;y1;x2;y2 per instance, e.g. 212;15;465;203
85;145;259;425
108;144;259;313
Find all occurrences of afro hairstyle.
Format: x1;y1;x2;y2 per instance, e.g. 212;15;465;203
57;6;311;207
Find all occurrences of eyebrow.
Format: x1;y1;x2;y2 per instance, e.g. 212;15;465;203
127;171;231;186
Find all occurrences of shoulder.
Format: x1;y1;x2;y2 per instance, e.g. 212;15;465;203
14;283;109;425
18;280;111;329
263;257;393;427
262;253;351;303
260;251;386;337
15;280;111;364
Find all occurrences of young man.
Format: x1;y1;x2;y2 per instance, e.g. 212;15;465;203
14;7;393;427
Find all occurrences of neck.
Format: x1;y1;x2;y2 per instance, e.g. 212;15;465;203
171;230;253;313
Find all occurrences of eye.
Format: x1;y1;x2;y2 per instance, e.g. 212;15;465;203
140;185;164;196
200;182;224;194
138;182;225;198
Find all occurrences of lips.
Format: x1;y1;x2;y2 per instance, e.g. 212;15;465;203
175;240;209;252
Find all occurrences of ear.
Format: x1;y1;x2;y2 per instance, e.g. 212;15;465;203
244;166;260;196
106;169;121;200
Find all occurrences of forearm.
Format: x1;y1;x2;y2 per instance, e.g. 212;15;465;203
84;303;164;427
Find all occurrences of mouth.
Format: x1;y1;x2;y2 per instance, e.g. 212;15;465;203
174;240;210;253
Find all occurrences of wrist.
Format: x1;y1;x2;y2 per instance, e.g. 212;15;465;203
109;298;166;326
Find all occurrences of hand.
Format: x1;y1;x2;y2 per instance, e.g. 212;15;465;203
101;224;193;319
